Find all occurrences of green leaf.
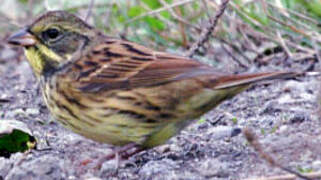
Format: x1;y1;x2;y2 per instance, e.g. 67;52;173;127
305;1;321;17
160;11;171;19
243;4;269;26
198;117;206;124
18;0;28;4
128;6;145;17
0;120;36;158
297;166;313;173
141;0;162;9
231;117;238;124
144;16;166;30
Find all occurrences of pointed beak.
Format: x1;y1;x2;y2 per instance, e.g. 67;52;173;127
7;28;36;47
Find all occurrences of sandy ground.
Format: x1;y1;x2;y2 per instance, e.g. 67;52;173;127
0;44;320;180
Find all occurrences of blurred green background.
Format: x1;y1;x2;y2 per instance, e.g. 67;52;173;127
1;0;320;71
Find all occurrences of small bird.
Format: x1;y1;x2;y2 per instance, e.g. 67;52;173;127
7;11;297;166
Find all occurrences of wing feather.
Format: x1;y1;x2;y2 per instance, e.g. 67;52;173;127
62;39;217;92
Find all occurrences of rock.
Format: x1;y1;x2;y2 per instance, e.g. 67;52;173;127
0;119;32;136
312;160;321;169
5;155;65;180
0;157;12;178
139;159;179;177
289;114;309;124
25;108;40;116
207;126;242;140
196;159;230;178
99;159;118;175
6;108;40;118
260;101;281;115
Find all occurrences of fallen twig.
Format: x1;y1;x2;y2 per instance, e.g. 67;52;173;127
244;172;321;180
243;127;314;180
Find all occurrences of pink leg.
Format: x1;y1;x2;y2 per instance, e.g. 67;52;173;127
94;143;144;170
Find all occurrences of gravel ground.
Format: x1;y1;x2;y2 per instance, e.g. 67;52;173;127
0;45;320;180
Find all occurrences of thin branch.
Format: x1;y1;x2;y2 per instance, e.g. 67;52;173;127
266;1;320;26
159;0;201;30
201;0;210;18
210;0;316;64
217;37;252;64
174;6;189;48
233;16;314;54
229;2;263;28
264;1;315;32
65;2;112;11
237;25;261;54
259;0;291;57
85;0;95;22
260;0;321;44
104;4;112;29
276;31;292;57
311;38;321;64
27;0;34;18
126;0;198;24
220;43;248;69
139;3;176;29
186;0;230;57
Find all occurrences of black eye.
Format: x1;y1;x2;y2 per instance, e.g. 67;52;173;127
43;28;60;39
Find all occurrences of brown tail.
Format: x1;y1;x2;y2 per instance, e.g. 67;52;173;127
213;71;299;89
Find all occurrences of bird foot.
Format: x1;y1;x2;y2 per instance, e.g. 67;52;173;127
79;143;143;171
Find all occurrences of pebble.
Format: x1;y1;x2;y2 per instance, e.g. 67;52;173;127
6;108;39;117
25;108;40;116
207;126;242;140
196;159;230;178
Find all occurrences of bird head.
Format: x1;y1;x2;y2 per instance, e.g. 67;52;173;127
7;11;97;77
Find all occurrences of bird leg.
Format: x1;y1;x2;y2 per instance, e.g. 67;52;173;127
94;143;144;170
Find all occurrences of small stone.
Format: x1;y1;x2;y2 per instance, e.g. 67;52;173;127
6;108;40;117
7;109;25;117
261;101;281;114
278;125;288;133
0;94;8;99
155;144;172;154
231;128;242;137
312;160;321;168
289;114;308;124
0;119;32;135
207;126;241;140
25;108;40;116
99;159;118;175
